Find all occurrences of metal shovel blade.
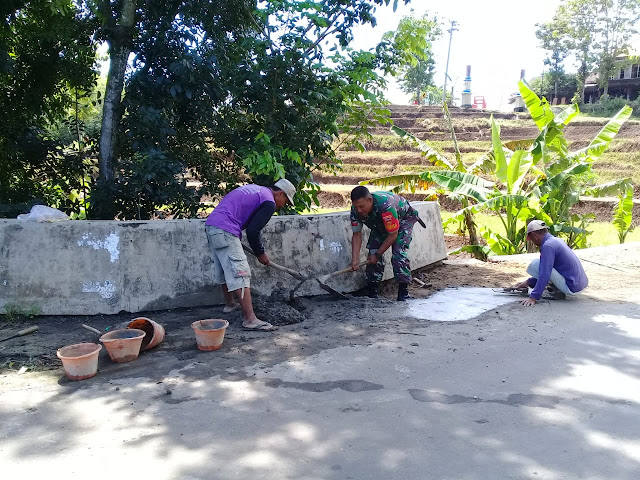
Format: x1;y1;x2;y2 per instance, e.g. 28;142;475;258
315;278;349;299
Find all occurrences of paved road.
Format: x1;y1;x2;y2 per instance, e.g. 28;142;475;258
1;245;639;479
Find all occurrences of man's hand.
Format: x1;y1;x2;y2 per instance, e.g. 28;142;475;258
257;253;270;266
514;280;529;289
351;259;360;271
520;297;537;307
367;254;379;265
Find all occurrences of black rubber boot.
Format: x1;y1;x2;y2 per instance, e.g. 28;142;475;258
367;282;379;299
397;282;411;301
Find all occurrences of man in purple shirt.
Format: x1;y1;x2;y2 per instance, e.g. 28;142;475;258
515;220;589;306
205;179;296;330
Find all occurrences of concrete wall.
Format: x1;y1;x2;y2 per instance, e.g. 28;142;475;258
0;202;446;315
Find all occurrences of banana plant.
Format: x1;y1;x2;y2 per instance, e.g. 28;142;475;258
448;116;550;255
360;104;493;251
453;79;634;253
585;179;635;243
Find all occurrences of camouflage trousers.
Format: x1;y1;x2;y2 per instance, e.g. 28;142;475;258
366;219;415;284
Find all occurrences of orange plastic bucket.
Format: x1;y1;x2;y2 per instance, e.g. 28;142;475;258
100;328;146;363
127;317;165;351
191;319;229;351
57;343;102;380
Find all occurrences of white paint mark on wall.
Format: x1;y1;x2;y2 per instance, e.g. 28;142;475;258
77;232;120;263
329;241;343;255
319;239;325;251
82;281;117;299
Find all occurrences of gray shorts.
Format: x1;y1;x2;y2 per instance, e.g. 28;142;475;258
205;226;251;292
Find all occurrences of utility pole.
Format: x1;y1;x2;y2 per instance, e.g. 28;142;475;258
442;20;458;104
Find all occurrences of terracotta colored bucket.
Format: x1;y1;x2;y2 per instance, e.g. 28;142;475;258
100;328;146;363
191;319;229;351
57;343;102;381
127;317;165;351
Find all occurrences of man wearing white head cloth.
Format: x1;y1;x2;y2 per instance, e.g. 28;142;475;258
205;178;297;329
514;220;589;306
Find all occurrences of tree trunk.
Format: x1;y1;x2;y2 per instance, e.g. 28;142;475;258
602;82;609;100
463;210;479;244
99;43;130;181
97;0;137;182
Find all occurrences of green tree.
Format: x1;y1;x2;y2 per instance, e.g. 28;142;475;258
541;0;640;103
391;13;441;102
557;0;599;103
535;15;571;102
0;0;97;216
594;0;640;98
92;0;421;218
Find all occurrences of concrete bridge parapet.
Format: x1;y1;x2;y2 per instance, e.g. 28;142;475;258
0;202;446;315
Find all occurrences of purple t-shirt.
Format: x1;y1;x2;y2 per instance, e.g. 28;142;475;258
206;185;275;237
528;233;589;299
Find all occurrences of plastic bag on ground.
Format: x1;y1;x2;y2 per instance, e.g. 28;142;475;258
17;205;69;222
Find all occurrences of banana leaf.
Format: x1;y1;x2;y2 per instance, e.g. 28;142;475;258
584;178;633;197
448;244;491;260
565;142;609;164
491;116;508;184
362;170;493;203
587;106;632;150
470;139;534;175
360;173;431;193
553;103;580;127
481;228;522;256
518;79;554;130
506;150;533;195
390;125;454;169
543;163;591;191
449;194;531;224
613;185;634;243
505;139;536;151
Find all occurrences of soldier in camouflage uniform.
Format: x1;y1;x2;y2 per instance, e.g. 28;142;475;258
349;186;419;301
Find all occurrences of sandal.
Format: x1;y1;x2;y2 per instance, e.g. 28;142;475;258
242;322;277;332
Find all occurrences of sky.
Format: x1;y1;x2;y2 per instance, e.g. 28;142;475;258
350;0;563;110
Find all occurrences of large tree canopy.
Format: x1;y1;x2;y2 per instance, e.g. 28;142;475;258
2;0;428;219
0;0;97;215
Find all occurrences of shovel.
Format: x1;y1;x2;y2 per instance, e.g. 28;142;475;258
314;261;367;298
241;244;306;281
0;325;38;343
242;244;350;299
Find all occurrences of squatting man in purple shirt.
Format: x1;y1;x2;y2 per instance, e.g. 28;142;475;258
204;179;296;331
514;220;589;307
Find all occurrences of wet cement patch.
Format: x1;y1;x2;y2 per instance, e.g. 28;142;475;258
405;287;518;322
252;293;306;326
408;389;562;409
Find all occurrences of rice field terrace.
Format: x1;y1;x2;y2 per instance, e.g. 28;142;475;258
316;105;640;221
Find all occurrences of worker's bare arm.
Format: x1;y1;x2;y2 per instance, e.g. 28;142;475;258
351;231;362;270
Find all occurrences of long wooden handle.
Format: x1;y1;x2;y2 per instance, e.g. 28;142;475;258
17;326;39;336
323;261;368;281
242;244;307;281
82;324;102;335
267;261;307;280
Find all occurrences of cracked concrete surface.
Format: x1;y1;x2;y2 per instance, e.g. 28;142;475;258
1;244;639;479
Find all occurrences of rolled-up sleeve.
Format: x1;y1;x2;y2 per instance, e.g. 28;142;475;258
350;207;363;233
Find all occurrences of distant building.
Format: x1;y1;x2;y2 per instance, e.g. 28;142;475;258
584;53;640;102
